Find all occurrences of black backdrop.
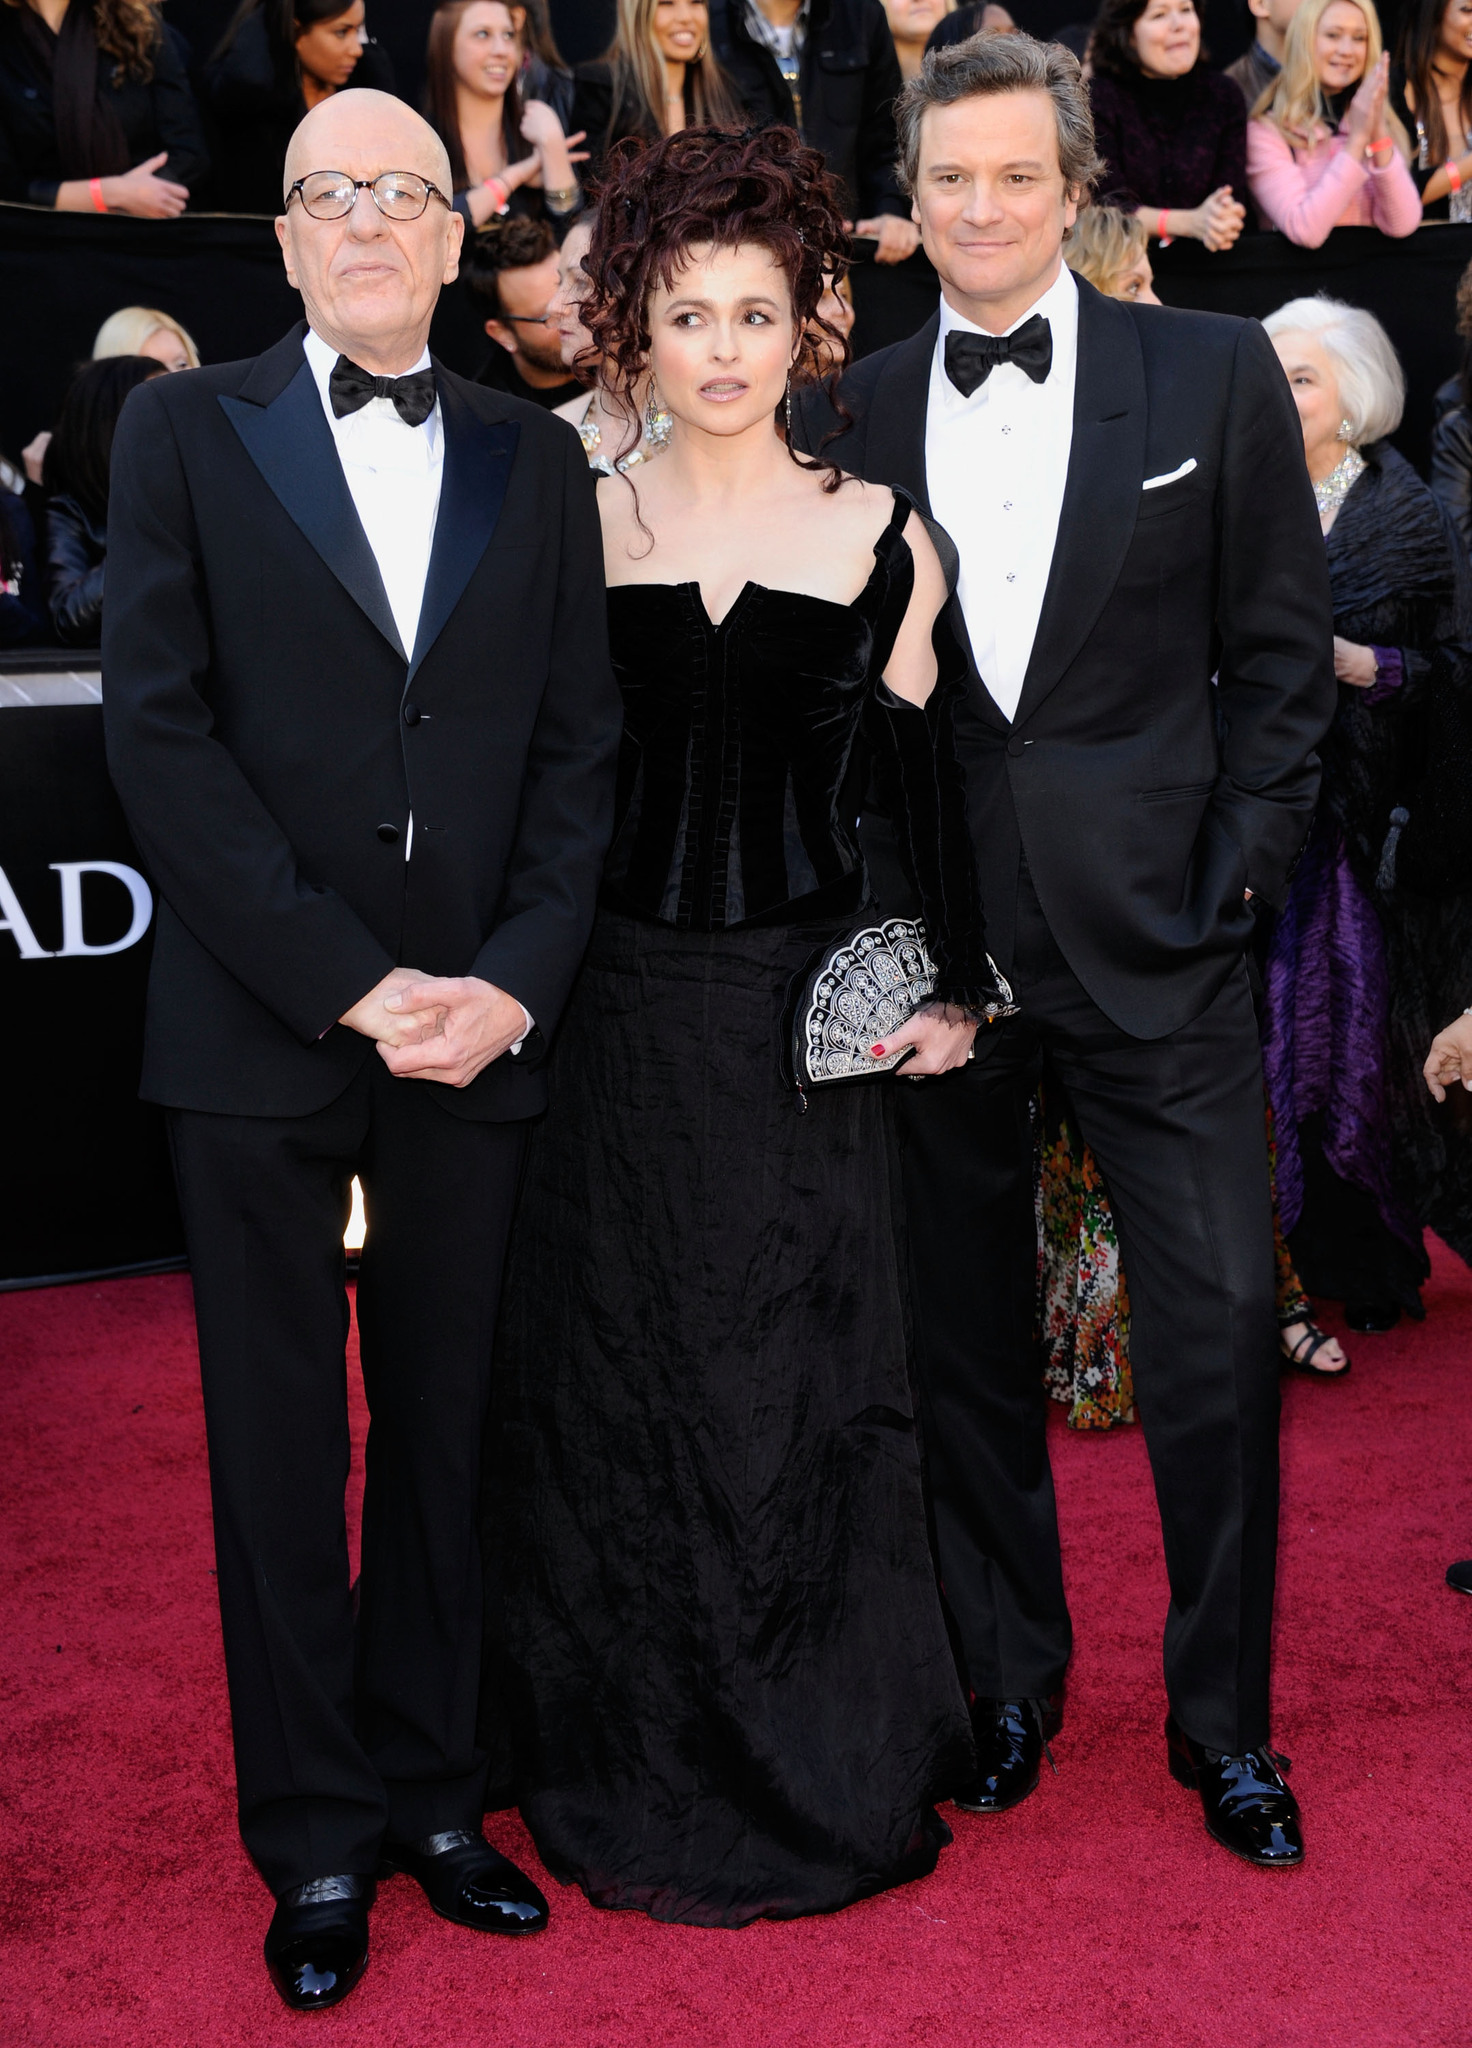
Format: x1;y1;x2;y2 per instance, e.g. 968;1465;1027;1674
0;677;184;1288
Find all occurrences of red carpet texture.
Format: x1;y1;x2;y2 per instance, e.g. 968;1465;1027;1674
2;1252;1469;2047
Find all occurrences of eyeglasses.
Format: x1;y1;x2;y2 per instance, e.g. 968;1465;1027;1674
286;171;452;221
501;307;557;326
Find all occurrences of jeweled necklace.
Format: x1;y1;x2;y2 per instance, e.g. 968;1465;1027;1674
1313;444;1365;517
577;395;672;476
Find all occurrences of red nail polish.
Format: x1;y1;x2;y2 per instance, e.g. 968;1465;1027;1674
871;1044;886;1056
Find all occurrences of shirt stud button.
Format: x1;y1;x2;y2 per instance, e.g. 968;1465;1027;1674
1003;500;1013;510
1005;572;1016;583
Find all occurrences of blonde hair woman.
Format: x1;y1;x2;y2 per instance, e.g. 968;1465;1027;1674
570;0;739;175
1247;0;1421;242
92;304;199;370
1063;202;1161;300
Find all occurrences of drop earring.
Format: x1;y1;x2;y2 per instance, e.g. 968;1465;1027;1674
1338;416;1354;442
643;385;673;450
784;372;794;440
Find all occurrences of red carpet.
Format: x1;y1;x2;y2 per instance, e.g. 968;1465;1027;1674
2;1254;1469;2047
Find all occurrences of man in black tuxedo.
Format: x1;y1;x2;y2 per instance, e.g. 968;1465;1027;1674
797;34;1335;1866
103;90;620;2009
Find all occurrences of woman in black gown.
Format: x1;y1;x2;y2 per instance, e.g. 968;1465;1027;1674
490;126;1006;1927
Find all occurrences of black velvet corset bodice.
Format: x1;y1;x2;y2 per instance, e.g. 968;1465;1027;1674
599;491;999;1012
603;492;914;930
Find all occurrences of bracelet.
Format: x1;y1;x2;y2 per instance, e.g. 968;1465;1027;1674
482;176;510;214
1367;136;1393;158
1448;158;1464;194
89;175;106;213
1156;207;1172;247
543;182;581;214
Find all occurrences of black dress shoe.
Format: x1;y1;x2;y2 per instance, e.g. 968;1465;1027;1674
953;1697;1061;1814
264;1875;373;2012
380;1830;549;1933
1345;1300;1400;1332
1447;1559;1472;1594
1166;1716;1304;1868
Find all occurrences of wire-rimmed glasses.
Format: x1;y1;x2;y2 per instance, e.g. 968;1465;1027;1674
285;171;453;221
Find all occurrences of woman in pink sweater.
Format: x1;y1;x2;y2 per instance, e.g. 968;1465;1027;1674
1248;0;1422;243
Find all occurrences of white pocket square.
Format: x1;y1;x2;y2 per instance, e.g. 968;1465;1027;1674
1142;459;1198;491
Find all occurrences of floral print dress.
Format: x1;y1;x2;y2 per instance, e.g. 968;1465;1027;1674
1039;1087;1310;1430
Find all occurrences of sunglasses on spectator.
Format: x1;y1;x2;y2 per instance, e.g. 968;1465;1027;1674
286;171;453;221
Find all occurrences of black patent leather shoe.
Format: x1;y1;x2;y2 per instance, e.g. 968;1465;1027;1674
953;1697;1061;1814
1447;1559;1472;1594
380;1830;549;1934
264;1875;373;2012
1166;1716;1304;1868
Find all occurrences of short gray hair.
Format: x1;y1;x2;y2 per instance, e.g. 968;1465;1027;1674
1261;294;1406;446
895;32;1104;199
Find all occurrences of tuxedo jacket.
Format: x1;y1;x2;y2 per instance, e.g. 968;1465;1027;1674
102;324;621;1121
797;280;1337;1040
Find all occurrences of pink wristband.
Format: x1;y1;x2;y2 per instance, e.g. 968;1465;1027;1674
1156;207;1172;247
1448;158;1464;193
483;176;510;214
89;176;106;213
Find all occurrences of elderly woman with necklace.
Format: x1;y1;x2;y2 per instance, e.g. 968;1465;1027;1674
1262;296;1472;1334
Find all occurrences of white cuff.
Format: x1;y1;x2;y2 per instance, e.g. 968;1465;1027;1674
510;1003;535;1056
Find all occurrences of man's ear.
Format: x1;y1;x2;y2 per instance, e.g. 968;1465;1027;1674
274;213;298;289
485;317;517;355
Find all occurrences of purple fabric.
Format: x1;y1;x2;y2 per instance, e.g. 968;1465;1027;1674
1263;817;1421;1246
1363;645;1404;706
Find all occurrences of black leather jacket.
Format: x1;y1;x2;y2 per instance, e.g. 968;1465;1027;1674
1431;375;1472;557
46;493;105;648
706;0;906;219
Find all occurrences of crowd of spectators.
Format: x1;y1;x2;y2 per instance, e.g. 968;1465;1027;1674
7;0;1472;244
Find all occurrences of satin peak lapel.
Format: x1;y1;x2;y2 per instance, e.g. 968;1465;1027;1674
864;316;938;515
219;363;405;658
409;374;519;679
1013;284;1148;727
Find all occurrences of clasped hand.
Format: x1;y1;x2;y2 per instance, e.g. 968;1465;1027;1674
871;1002;978;1077
339;967;527;1088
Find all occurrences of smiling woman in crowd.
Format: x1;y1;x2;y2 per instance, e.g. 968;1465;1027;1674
0;0;206;212
422;0;582;228
571;0;740;172
204;0;396;212
1248;0;1420;242
1087;0;1249;250
1392;0;1472;217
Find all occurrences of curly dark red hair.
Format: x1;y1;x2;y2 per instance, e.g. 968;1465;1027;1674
582;124;852;472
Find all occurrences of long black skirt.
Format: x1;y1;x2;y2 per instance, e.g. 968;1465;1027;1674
487;909;972;1927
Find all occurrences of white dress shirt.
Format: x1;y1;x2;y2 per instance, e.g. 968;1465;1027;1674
303;327;443;661
303;331;533;1045
924;263;1079;724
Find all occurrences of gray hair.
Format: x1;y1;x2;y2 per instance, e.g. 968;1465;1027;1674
1261;295;1406;446
894;31;1104;199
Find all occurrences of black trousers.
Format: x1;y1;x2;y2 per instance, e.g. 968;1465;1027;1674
168;1060;527;1896
899;868;1281;1755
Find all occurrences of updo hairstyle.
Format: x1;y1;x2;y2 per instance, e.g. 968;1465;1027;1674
580;124;853;476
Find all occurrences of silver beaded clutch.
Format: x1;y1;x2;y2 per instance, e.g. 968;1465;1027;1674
790;919;1018;1091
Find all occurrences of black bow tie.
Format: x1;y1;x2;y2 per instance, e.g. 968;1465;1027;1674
944;316;1053;398
329;355;437;427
